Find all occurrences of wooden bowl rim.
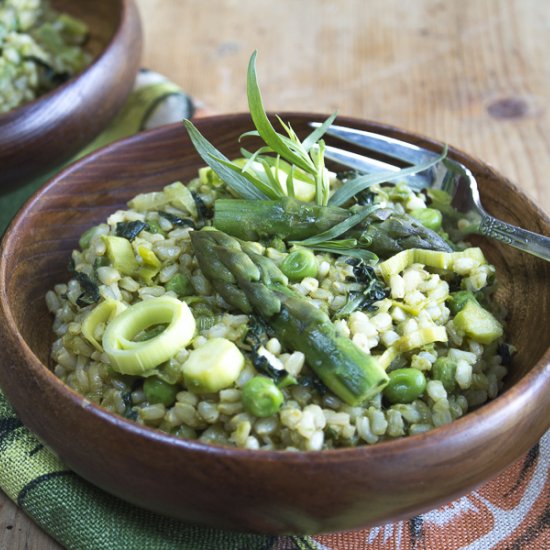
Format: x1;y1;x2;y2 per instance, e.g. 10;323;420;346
0;0;133;124
2;112;550;464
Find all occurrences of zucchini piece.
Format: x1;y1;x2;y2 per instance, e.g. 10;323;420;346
137;245;162;283
182;338;245;394
453;300;503;344
102;235;139;276
448;290;477;315
164;181;198;218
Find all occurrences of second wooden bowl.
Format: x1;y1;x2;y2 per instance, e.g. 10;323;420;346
0;0;143;189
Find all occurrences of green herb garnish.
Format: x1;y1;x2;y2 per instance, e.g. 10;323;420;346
115;220;148;241
183;50;336;205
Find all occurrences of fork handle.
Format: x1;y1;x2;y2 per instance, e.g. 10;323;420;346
478;214;550;261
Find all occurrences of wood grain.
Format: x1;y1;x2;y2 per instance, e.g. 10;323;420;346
1;0;549;547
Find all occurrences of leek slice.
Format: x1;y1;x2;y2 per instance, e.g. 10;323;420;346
137;245;162;283
377;247;487;281
102;296;195;375
102;235;139;276
81;298;127;351
392;326;448;353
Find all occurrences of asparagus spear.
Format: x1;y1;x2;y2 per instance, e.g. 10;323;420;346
213;197;453;257
190;229;389;405
213;196;349;241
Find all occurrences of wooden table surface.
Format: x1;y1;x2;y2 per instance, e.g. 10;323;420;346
1;0;548;547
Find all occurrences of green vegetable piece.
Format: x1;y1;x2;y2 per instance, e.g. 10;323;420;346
392;326;448;353
79;225;100;249
58;13;89;43
199;166;223;187
410;208;443;231
182;338;245;394
115;220;148;241
432;357;457;392
102;235;139;276
102;296;196;375
213;196;349;241
280;249;318;281
164;181;198;218
383;368;427;404
378;247;487;281
145;219;163;234
448;290;477;315
453;300;503;344
143;377;178;406
166;273;193;297
134;323;168;342
242;376;284;417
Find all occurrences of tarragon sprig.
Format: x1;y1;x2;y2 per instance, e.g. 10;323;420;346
183;51;336;205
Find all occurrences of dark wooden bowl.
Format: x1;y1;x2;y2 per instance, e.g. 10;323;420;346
0;114;549;535
0;0;142;189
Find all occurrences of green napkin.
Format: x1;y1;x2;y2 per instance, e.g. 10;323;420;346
0;70;318;550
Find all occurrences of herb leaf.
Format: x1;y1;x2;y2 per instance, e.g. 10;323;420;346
182;119;268;200
329;145;448;206
302;113;337;152
336;262;388;317
115;220;148;241
158;211;195;228
293;204;381;246
74;272;100;308
247;52;316;174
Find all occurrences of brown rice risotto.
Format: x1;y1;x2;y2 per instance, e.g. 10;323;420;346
46;169;511;451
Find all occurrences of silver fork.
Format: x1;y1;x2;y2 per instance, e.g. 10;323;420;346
311;123;550;261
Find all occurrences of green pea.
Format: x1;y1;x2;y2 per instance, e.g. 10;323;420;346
165;273;193;297
432;357;457;392
389;183;412;200
242;376;284;417
383;368;427;404
280;248;318;281
143;376;178;406
410;207;443;231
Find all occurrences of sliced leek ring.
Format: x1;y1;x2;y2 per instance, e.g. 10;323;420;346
392;326;448;353
102;296;195;375
377;247;487;281
81;298;127;351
